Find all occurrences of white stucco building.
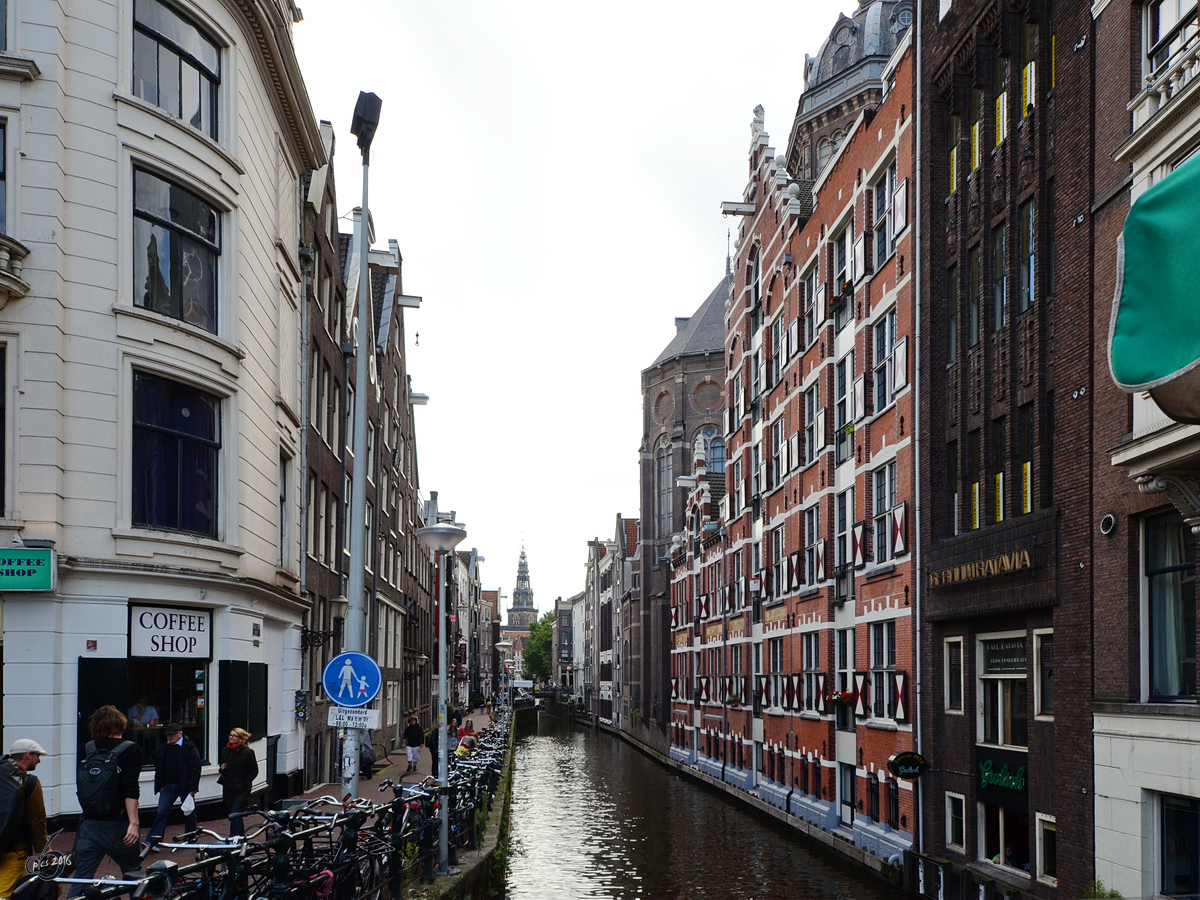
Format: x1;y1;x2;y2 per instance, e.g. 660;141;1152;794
0;0;323;816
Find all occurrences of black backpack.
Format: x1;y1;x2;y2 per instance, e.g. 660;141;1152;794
0;756;35;852
77;740;132;818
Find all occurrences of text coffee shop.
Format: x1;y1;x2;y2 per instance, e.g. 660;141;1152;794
76;603;269;775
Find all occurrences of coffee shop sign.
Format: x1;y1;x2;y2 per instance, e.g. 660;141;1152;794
130;606;212;659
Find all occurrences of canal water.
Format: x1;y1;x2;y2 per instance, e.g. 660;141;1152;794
505;716;902;899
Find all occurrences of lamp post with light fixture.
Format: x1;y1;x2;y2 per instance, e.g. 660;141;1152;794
417;519;466;877
341;90;381;801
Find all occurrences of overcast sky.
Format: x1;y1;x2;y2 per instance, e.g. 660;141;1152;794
293;1;858;616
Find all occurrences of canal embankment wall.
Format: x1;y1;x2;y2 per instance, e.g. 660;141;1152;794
582;710;904;891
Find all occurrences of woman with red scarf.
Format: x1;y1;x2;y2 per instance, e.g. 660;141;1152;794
218;727;258;836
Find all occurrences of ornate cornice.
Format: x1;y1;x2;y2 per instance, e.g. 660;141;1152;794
1137;473;1200;534
224;0;324;171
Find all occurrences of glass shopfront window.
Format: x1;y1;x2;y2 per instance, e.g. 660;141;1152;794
127;605;211;765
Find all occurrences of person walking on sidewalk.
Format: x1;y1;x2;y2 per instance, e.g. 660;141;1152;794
0;739;49;898
219;729;257;838
146;724;200;850
69;706;143;898
402;717;424;774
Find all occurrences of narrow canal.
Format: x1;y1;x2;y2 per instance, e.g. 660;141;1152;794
505;716;902;899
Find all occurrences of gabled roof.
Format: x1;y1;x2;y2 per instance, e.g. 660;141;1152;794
622;518;639;557
648;274;731;369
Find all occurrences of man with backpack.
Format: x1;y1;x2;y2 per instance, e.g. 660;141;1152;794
69;705;144;898
0;739;49;899
145;724;200;851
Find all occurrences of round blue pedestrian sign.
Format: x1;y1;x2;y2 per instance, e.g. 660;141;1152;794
322;651;382;708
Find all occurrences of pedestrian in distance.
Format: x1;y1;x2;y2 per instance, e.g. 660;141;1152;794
0;739;49;899
69;706;144;898
145;724;200;851
218;729;257;838
402;717;424;774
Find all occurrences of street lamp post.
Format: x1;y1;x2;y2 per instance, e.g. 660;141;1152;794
417;520;467;877
341;90;381;801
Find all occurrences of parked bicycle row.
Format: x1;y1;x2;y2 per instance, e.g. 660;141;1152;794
12;712;510;900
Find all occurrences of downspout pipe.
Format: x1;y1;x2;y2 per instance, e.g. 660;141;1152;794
913;0;925;858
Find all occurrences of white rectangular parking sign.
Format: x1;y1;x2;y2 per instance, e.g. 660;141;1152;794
328;706;381;729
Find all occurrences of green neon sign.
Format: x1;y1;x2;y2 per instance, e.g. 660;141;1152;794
0;549;54;591
979;758;1026;791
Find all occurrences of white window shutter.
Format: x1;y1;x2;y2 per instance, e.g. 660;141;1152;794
780;437;789;474
892;178;908;233
853;233;867;281
853;521;865;567
789;320;799;359
893;671;907;721
854;672;868;717
790;551;801;590
894;336;908;391
816;672;827;713
816;539;826;581
892;500;908;556
815;284;827;326
853;374;866;422
789;434;800;471
815;408;826;451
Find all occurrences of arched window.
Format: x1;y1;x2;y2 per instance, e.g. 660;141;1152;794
747;246;761;307
696;426;725;474
817;137;832;172
655;440;673;539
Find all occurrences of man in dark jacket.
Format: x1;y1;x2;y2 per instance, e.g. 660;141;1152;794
146;724;200;849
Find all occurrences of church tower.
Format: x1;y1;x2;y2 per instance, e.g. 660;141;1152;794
507;548;537;630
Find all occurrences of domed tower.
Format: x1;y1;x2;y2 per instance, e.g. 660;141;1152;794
785;0;914;179
506;548;537;630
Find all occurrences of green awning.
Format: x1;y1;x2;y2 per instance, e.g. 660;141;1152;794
1109;151;1200;424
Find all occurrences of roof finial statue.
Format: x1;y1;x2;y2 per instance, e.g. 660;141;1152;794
751;104;766;141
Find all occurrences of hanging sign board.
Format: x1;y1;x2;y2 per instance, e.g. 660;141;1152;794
0;549;55;591
130;606;212;659
887;750;930;779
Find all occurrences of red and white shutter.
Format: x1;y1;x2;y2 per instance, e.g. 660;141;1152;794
671;606;679;628
816;539;826;581
893;337;908;391
853;374;866;422
853;233;866;282
816;672;827;713
893;178;908;233
892;671;908;721
758;675;769;708
892;501;908;556
853;522;865;568
854;672;869;717
671;678;678;700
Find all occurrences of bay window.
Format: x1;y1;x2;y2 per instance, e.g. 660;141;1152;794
133;0;220;139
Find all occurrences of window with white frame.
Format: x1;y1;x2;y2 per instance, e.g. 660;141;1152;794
733;551;743;609
1149;0;1199;77
835;352;854;464
945;637;964;713
751;351;761;399
771;526;785;598
946;792;966;851
771;316;784;386
1035;631;1054;718
132;370;220;537
980;803;1029;871
752;443;762;497
979;636;1028;748
1019;199;1036;312
871;620;897;718
133;168;220;333
133;0;220;139
874;460;897;563
805;384;820;464
835;488;853;571
1146;510;1197;700
832;224;853;331
1036;813;1057;885
747;246;761;308
874;307;898;412
803;266;820;347
732;370;743;422
805;505;820;586
873;161;897;266
771;418;784;489
730;458;742;518
803;632;820;711
768;637;784;707
836;627;854;730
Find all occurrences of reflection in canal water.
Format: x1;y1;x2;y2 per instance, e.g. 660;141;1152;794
506;717;901;899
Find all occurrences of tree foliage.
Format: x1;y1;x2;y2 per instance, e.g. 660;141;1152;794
522;611;554;684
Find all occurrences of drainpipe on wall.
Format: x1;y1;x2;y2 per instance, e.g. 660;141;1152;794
913;0;926;858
